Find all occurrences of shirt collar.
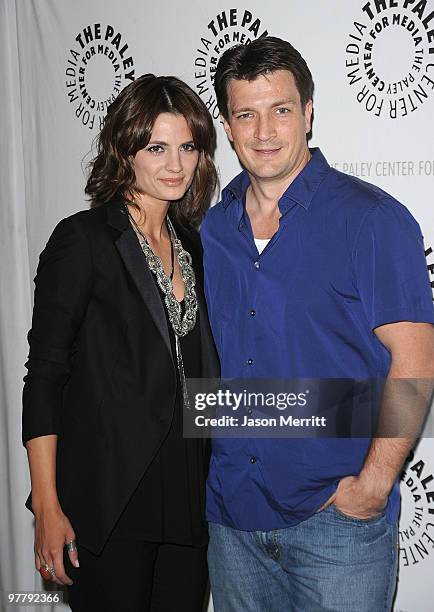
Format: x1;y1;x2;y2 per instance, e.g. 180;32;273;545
222;148;331;214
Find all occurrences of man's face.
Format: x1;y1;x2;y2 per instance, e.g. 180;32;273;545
222;70;312;183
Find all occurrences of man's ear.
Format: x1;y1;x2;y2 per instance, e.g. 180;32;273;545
221;114;234;142
304;100;313;134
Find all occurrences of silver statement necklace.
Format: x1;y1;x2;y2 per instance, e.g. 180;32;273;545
128;208;198;408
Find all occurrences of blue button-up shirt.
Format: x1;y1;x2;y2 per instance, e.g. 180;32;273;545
201;148;434;531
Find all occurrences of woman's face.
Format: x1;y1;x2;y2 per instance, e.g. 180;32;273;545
133;113;199;204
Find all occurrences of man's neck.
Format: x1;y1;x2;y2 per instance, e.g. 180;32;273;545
245;147;311;239
247;147;311;217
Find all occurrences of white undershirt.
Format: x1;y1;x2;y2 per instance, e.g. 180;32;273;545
254;238;270;255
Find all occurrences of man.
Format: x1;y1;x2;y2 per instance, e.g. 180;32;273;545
200;37;434;611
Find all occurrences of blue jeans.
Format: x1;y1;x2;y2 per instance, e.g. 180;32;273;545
208;506;398;612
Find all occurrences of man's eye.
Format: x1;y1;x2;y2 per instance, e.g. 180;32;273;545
276;107;290;114
237;113;253;119
181;143;196;152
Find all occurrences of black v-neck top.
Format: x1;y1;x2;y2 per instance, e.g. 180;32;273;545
110;279;208;547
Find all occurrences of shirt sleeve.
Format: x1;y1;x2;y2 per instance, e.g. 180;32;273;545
353;198;434;331
22;215;93;444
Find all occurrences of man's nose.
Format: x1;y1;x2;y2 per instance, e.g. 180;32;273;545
254;115;276;141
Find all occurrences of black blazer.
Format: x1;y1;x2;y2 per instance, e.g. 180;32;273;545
22;197;220;555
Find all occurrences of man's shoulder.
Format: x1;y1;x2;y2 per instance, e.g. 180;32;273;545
326;167;417;222
202;170;247;228
201;198;228;236
329;168;394;208
327;168;421;239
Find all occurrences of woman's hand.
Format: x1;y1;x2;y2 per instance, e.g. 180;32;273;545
26;436;79;585
34;506;79;586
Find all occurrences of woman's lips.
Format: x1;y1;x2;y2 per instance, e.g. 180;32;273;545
159;177;184;186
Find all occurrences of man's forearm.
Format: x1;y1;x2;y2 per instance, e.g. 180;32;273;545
358;375;434;500
358;437;414;500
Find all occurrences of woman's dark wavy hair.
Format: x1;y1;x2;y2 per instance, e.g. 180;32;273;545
85;74;217;227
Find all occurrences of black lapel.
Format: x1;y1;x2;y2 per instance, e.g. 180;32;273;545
106;198;220;379
106;198;173;361
174;221;221;381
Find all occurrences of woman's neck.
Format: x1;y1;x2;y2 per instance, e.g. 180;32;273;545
127;194;170;242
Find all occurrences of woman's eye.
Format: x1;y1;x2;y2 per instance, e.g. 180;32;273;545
147;145;164;154
181;143;196;152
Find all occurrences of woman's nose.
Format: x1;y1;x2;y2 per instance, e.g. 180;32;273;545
166;149;182;173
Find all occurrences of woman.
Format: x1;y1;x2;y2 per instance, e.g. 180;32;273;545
22;74;219;611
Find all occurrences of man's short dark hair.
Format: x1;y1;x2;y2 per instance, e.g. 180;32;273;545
214;36;314;120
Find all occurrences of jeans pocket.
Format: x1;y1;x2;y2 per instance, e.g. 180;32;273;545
331;504;386;524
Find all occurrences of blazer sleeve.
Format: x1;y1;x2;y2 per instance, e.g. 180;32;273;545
22;215;93;445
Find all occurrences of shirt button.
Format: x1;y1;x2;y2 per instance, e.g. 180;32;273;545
250;456;257;464
254;261;260;269
247;408;253;415
247;358;254;365
249;309;256;317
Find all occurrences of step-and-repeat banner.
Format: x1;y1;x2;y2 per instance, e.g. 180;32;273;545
11;1;434;610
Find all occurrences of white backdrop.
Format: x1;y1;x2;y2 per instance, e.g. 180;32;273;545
1;0;433;610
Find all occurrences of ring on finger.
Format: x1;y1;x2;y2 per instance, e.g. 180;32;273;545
39;564;55;580
46;563;56;577
66;539;77;553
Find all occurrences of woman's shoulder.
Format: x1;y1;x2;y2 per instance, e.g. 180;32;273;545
53;203;114;241
62;203;108;228
41;204;116;263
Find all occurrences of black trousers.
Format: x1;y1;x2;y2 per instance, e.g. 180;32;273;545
64;540;209;612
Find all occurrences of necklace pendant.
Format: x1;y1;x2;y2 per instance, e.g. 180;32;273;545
128;210;198;338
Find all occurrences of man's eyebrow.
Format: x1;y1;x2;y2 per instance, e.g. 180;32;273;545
231;99;297;115
272;98;297;107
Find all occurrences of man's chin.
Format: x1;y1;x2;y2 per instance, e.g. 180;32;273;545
248;167;287;181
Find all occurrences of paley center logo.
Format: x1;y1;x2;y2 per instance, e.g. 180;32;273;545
345;0;434;118
192;8;268;119
65;23;135;131
399;449;434;568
